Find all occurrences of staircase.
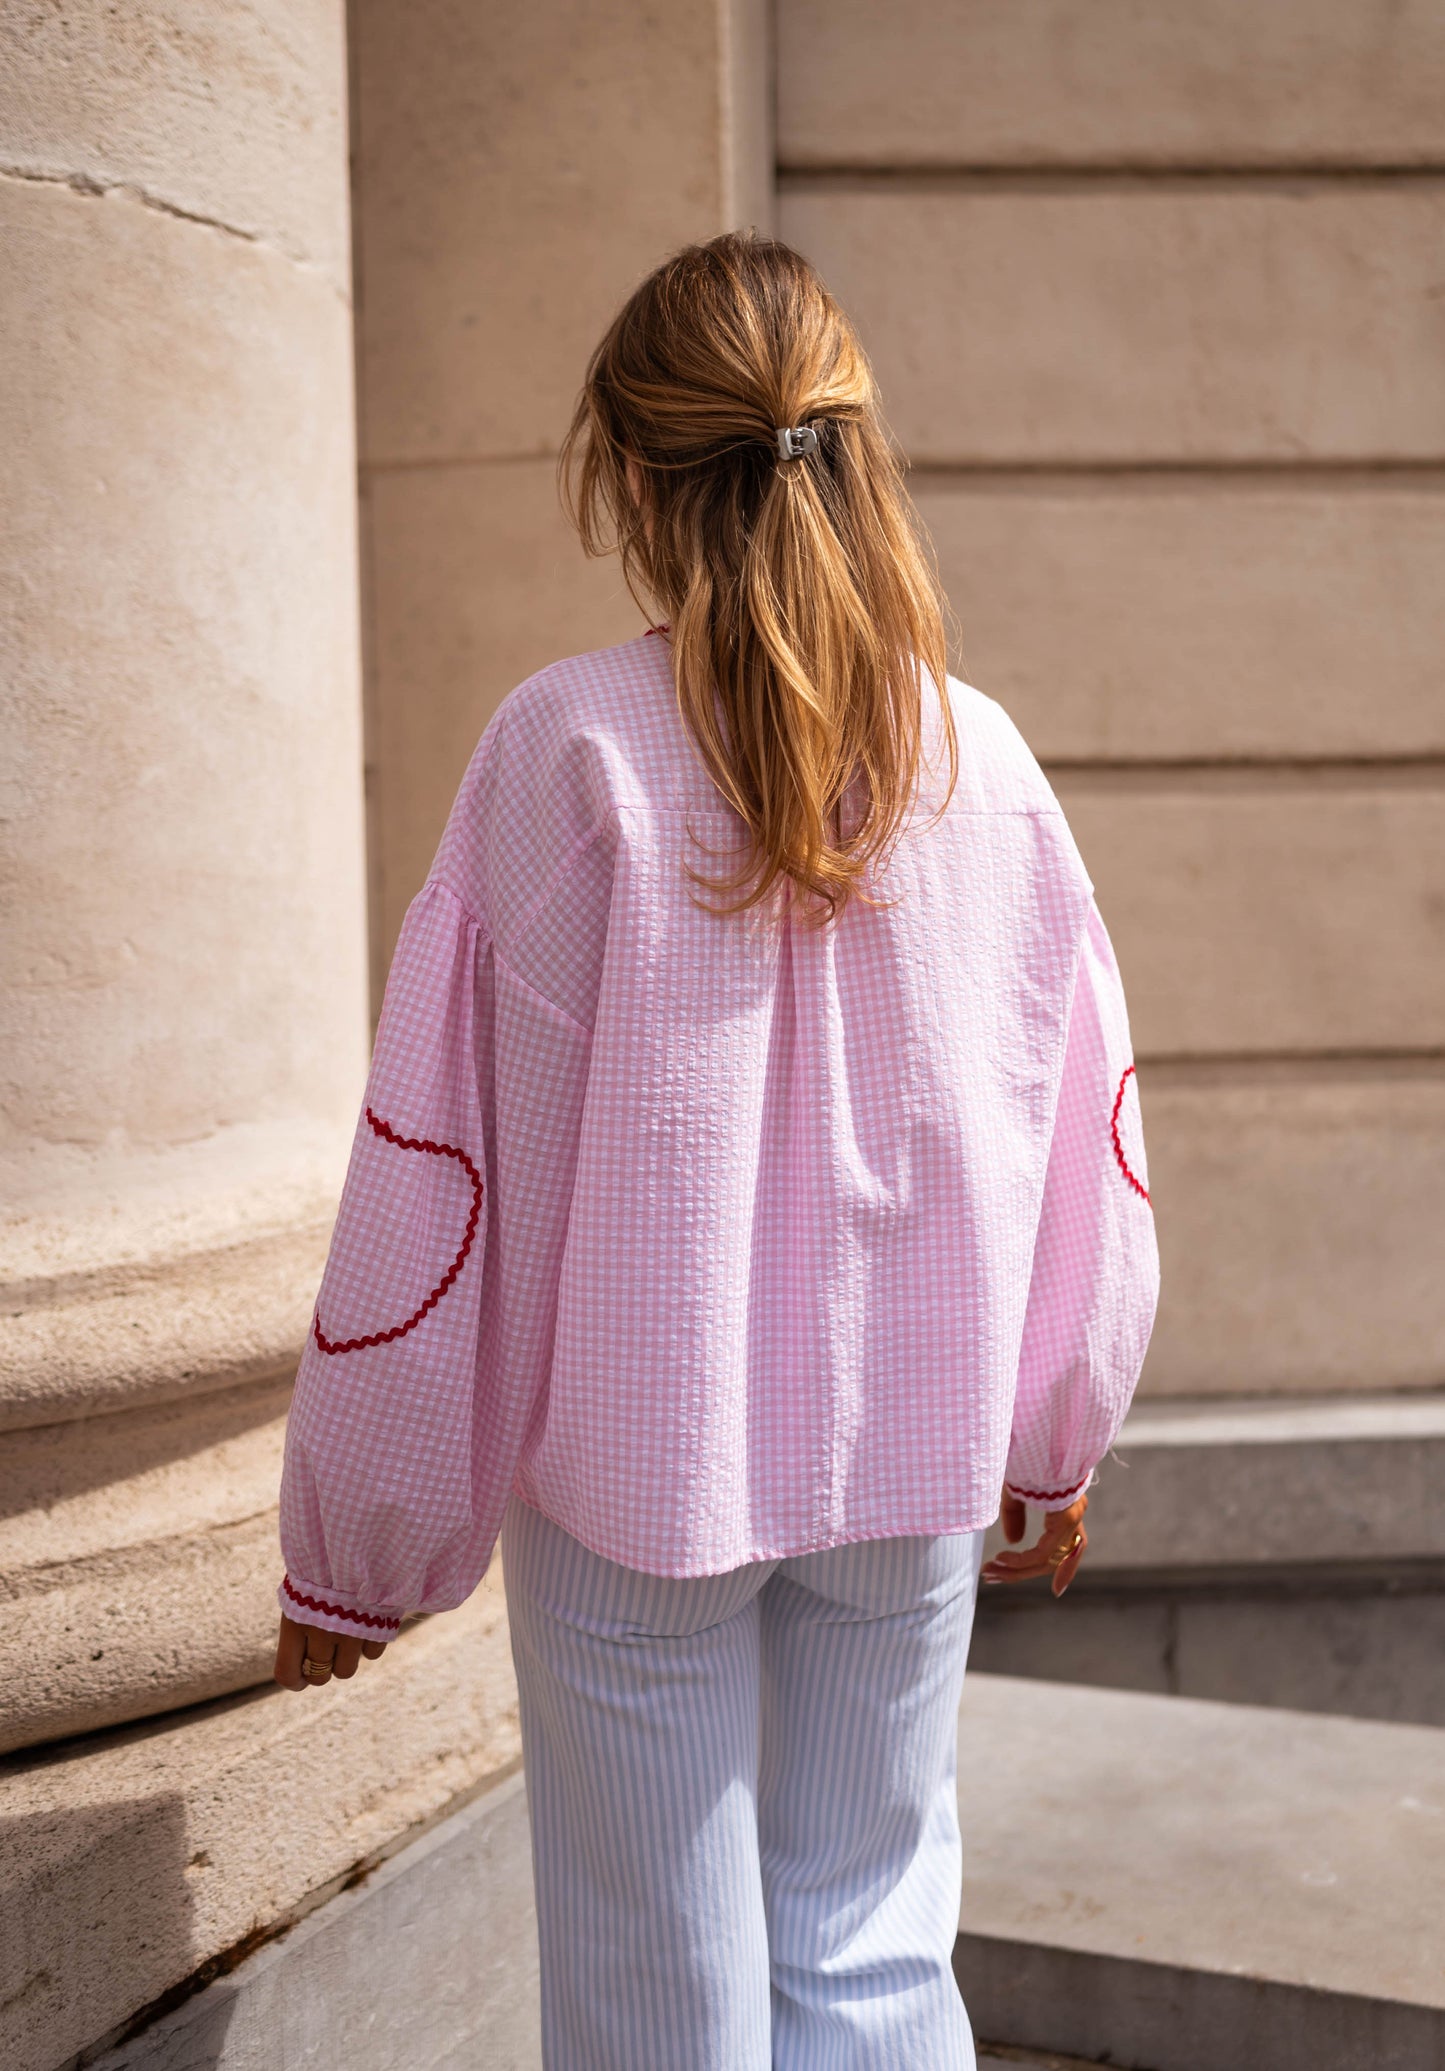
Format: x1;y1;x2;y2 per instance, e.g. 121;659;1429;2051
82;1663;1442;2071
69;1394;1445;2071
973;1392;1445;1725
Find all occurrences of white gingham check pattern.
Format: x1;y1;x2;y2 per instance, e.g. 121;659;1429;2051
278;632;1159;1639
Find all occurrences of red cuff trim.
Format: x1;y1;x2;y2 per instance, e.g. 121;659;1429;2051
282;1575;402;1633
1006;1480;1089;1505
1110;1064;1151;1204
313;1107;484;1356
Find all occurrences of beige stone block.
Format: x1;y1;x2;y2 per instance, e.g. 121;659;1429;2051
778;0;1445;169
0;1;351;289
353;0;773;464
0;1577;520;2071
917;479;1445;762
1080;1395;1445;1564
1;1219;325;1431
2;1114;346;1428
0;176;368;1169
1056;774;1445;1056
1138;1064;1445;1396
1;1513;281;1759
2;1380;288;1576
781;185;1445;462
366;459;643;969
0;1381;293;1753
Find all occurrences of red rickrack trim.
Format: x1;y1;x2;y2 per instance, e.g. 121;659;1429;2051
283;1575;401;1633
644;623;671;637
1110;1063;1151;1204
1008;1482;1088;1505
312;1107;484;1356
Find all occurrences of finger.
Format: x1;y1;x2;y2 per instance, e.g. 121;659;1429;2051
1040;1496;1088;1594
1051;1522;1088;1598
273;1614;309;1692
299;1627;337;1687
361;1640;388;1660
982;1540;1061;1583
983;1500;1088;1586
1000;1493;1027;1545
982;1550;1056;1584
330;1636;364;1680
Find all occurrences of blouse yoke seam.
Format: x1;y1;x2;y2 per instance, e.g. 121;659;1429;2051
492;944;596;1039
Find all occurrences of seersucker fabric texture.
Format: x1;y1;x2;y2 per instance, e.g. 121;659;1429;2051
277;629;1159;1640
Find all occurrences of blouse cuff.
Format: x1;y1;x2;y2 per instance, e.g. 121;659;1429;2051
278;1573;407;1643
1002;1468;1095;1511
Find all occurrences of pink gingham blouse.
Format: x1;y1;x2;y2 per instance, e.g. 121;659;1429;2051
278;630;1159;1640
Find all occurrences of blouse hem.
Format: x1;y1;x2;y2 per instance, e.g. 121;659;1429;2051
504;1488;1006;1579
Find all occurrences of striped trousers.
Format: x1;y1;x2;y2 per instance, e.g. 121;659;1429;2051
500;1493;985;2070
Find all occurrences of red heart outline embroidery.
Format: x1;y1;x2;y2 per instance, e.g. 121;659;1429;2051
1110;1065;1151;1204
313;1108;484;1355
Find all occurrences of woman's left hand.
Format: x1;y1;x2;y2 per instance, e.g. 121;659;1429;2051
273;1612;388;1692
981;1490;1088;1598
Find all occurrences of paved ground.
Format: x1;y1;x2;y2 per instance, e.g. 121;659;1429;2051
979;2053;1114;2070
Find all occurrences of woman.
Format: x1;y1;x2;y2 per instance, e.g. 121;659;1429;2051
272;231;1159;2068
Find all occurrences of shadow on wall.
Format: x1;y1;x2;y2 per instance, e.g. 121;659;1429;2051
1;1580;525;2071
1;1380;292;1758
0;1740;220;2071
73;1768;542;2071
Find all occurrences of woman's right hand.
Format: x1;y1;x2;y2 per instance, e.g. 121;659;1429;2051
981;1490;1088;1597
273;1613;388;1691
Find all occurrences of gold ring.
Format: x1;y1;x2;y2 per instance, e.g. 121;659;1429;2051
1048;1532;1084;1567
301;1657;331;1679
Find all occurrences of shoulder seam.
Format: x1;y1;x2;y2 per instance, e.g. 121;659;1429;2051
505;820;611;952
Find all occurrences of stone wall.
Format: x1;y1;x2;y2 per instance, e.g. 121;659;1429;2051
353;0;773;985
777;0;1445;1399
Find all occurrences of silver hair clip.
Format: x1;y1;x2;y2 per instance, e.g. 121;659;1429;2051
776;425;819;461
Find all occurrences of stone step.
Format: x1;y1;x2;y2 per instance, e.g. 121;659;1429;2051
85;1759;1112;2071
970;1552;1445;1725
86;1672;1442;2071
956;1674;1444;2071
974;1393;1445;1722
979;2057;1118;2071
86;1771;541;2071
1074;1392;1445;1573
1;1581;520;2071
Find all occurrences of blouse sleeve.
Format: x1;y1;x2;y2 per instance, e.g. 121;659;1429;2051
276;876;495;1641
1003;898;1160;1512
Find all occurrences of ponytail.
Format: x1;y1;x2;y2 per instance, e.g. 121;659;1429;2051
560;231;956;926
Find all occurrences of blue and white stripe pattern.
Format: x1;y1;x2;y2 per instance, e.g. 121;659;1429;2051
501;1493;985;2068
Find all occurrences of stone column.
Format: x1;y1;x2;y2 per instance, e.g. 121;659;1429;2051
0;0;367;1752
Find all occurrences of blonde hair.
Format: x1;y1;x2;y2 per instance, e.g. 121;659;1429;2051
560;230;957;927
